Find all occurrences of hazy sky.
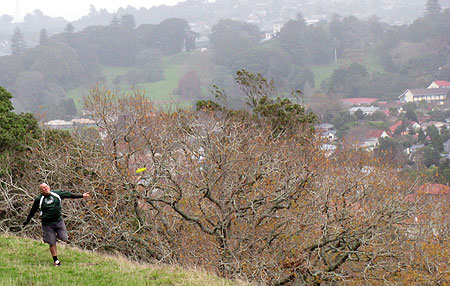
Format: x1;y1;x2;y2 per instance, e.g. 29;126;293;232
2;0;183;21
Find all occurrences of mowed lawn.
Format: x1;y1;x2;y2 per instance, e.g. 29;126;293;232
0;235;247;286
66;53;193;111
310;54;385;89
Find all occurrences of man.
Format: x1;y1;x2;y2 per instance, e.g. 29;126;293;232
23;183;90;266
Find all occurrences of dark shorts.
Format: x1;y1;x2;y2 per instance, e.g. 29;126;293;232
42;220;68;245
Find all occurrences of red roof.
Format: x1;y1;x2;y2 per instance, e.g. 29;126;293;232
417;184;450;195
389;121;403;133
405;184;450;201
433;80;450;87
367;130;385;138
340;98;378;105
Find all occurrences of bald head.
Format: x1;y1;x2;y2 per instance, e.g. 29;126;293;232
40;183;51;196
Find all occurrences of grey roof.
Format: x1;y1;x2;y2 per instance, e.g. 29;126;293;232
408;88;449;96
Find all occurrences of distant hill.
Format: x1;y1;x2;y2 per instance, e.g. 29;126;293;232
0;234;247;286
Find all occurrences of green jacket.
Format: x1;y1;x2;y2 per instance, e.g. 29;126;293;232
24;190;83;226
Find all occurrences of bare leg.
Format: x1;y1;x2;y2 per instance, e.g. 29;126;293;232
50;244;57;257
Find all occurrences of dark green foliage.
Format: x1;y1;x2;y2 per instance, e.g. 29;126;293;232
65;23;75;34
119;14;136;29
429;109;450;122
10;27;26;55
209;19;260;67
426;125;444;152
61;98;78;117
331;110;357;131
0;87;40;153
325;62;368;97
286;66;315;92
234;70;316;136
136;18;192;56
418;129;427;144
425;0;441;17
405;109;418;122
199;70;315;137
438;159;450;184
195;100;222;111
254;96;316;136
279;15;333;66
232;44;293;88
78;25;139;66
423;146;440;167
0;87;14;113
110;14;120;27
39;29;48;46
404;102;418;112
116;67;165;86
354;109;365;120
376;137;402;156
441;126;450;142
369;111;388;122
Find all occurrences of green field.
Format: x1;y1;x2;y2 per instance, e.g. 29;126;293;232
310;63;339;89
66;53;194;112
0;235;246;286
310;54;385;89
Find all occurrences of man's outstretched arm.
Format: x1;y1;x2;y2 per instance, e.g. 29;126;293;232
23;199;39;226
60;191;90;199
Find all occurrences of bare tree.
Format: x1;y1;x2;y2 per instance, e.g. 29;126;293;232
1;85;426;285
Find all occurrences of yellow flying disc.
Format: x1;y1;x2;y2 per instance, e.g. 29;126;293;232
135;167;147;173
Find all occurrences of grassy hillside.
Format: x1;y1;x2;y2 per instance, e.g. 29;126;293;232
0;235;246;286
67;53;193;111
311;54;385;89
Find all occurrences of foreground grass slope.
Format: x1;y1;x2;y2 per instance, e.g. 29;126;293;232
0;235;246;286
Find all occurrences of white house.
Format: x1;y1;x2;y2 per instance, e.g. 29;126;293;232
428;80;450;89
399;88;449;104
361;130;390;150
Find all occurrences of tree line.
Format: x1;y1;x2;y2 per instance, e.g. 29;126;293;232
207;1;449;105
0;17;194;119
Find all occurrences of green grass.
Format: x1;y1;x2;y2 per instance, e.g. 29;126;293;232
310;63;339;89
310;53;385;89
66;87;89;110
0;235;246;286
66;53;194;111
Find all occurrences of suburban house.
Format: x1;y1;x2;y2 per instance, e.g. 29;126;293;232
409;121;421;130
322;130;337;141
399;88;449;104
44;120;73;129
389;121;403;134
361;129;390;150
419;121;449;130
428;80;450;89
317;123;335;130
317;123;337;142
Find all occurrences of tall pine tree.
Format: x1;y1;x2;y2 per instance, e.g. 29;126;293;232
425;0;441;17
10;27;26;55
39;28;48;45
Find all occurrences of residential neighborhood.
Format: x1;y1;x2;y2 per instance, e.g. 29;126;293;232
318;79;450;168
